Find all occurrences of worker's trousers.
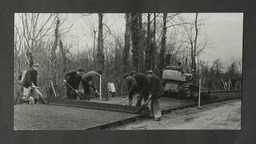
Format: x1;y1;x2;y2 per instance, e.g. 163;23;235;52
148;97;162;119
128;87;138;105
22;86;40;101
136;91;149;106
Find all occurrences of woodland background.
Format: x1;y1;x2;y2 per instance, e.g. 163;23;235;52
14;13;242;99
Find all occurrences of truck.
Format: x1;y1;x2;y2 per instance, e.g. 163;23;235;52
162;67;210;100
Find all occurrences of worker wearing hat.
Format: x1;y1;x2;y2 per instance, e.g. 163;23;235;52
21;63;41;104
64;68;85;100
81;70;102;101
130;71;151;106
146;70;163;121
123;74;138;105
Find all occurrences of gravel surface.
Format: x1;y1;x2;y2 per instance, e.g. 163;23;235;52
111;99;241;130
14;92;241;130
14;104;138;130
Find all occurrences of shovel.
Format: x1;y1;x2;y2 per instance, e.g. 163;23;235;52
31;83;48;104
135;95;153;113
95;90;109;101
65;82;86;101
118;97;129;104
129;93;139;105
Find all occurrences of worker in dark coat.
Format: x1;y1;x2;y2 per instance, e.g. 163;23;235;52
146;70;163;121
130;71;150;106
64;69;85;99
81;70;102;101
21;63;42;104
123;74;138;105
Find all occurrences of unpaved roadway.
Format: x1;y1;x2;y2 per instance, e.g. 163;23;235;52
14;104;138;130
111;99;241;130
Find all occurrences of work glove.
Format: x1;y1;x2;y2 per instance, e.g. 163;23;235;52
63;80;67;83
75;90;79;94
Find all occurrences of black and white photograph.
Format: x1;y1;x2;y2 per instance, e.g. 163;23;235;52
14;13;243;130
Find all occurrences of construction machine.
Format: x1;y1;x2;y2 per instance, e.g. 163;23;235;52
162;66;210;100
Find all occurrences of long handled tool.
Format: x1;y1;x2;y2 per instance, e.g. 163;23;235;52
31;83;48;104
94;89;109;101
50;80;57;97
118;97;129;104
65;82;85;101
95;90;102;100
135;95;153;113
129;93;139;105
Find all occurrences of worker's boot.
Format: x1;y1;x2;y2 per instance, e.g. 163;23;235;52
153;117;161;121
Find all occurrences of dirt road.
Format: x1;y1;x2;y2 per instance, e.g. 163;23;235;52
14;104;138;130
111;99;241;130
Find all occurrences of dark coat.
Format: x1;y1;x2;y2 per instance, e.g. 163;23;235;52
125;76;138;93
82;71;99;91
134;73;150;93
65;71;82;88
22;69;38;88
149;75;164;98
82;71;99;82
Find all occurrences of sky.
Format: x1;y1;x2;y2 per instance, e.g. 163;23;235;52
15;13;243;66
196;13;243;64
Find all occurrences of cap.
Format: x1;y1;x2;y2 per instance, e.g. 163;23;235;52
78;68;85;72
146;70;153;74
130;71;136;76
32;63;39;67
123;74;129;79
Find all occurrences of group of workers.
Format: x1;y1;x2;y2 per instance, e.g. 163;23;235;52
123;70;163;121
19;63;162;121
20;63;101;104
64;69;101;101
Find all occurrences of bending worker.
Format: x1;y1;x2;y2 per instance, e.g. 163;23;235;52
21;63;42;104
81;70;102;101
64;68;85;99
123;74;138;105
130;71;151;106
146;70;163;121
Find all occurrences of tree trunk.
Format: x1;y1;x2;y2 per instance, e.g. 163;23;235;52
145;13;151;71
131;13;139;72
96;13;104;72
152;13;156;71
59;40;67;73
159;13;167;78
51;16;59;87
26;49;34;68
122;13;131;74
138;13;144;73
192;13;198;83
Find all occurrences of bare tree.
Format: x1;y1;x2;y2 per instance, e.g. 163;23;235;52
18;13;56;68
51;14;60;88
130;13;139;72
138;13;144;73
151;13;157;71
159;13;167;78
145;13;152;71
181;13;208;83
122;13;131;74
96;13;104;72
